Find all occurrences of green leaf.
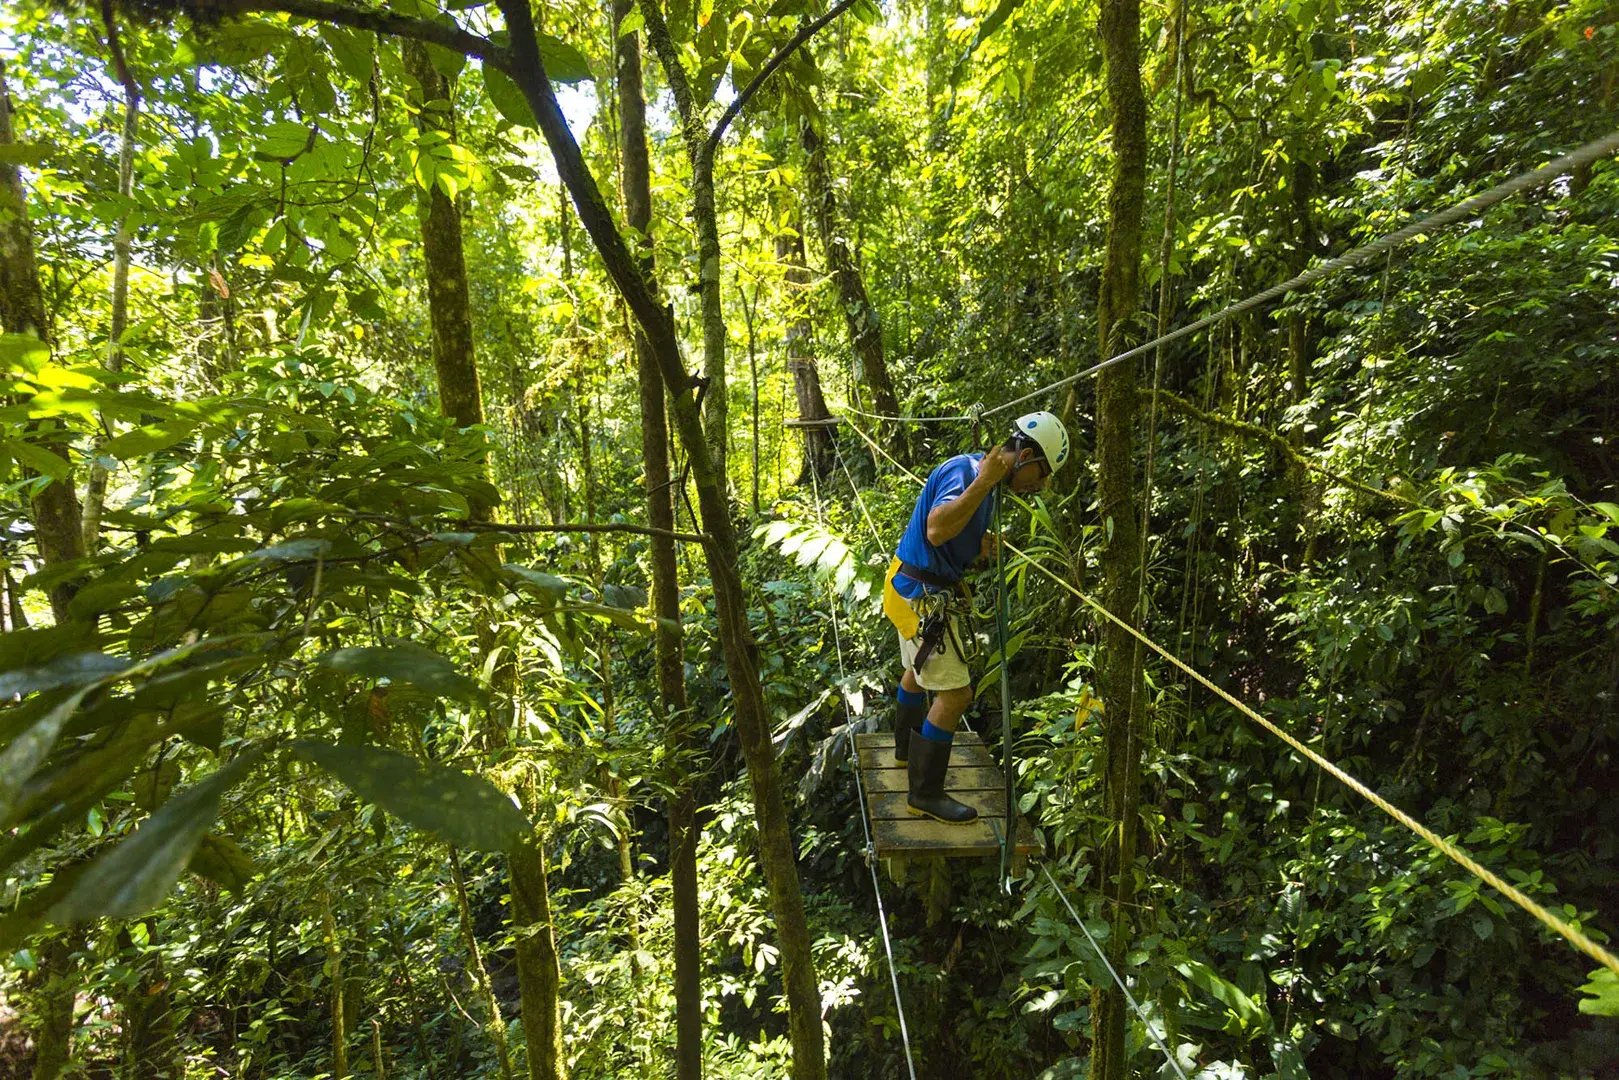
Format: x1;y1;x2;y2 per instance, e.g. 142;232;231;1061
0;333;50;368
426;43;467;81
316;643;477;699
504;564;567;601
245;538;332;562
258;120;313;160
0;144;51;166
0;682;108;828
101;419;198;460
47;751;261;923
539;35;592;83
0;652;126;699
3;438;72;480
188;832;257;892
317;24;374;82
1578;968;1619;1016
617;4;645;35
291;741;529;851
483;64;535;127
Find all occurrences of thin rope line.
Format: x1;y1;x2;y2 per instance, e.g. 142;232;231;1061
809;464;919;1080
1006;538;1619;980
831;440;887;552
981;129;1619;419
844;413;926;484
839;400;975;425
844;415;1619;976
1040;864;1192;1080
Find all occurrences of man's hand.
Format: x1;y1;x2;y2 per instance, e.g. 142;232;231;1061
977;446;1017;488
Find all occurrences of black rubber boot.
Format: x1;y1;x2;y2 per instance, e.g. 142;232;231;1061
893;695;927;764
906;735;977;824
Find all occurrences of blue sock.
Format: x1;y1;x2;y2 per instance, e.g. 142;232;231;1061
919;720;954;743
896;685;926;708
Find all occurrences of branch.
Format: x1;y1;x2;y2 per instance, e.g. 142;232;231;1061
1141;387;1415;507
639;2;705;158
181;0;504;65
705;0;860;161
454;521;710;544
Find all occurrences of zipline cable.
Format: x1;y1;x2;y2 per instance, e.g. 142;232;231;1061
982;129;1619;418
1040;863;1193;1080
836;409;1619;979
1001;536;1619;981
808;462;920;1080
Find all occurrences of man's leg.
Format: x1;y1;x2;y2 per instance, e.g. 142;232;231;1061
894;668;929;763
906;618;977;824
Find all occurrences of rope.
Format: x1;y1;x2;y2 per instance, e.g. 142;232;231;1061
1040;864;1193;1080
1005;537;1619;981
992;493;1015;886
839;400;976;425
839;415;1619;978
808;464;919;1080
844;412;926;485
981;129;1619;419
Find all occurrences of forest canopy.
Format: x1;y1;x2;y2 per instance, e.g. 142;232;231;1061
1;0;1617;1077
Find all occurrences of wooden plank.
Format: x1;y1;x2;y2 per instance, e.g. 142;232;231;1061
870;815;1041;859
856;742;996;771
855;731;984;749
867;790;1009;820
863;766;1003;793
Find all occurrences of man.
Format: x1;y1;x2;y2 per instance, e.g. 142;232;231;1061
883;411;1070;823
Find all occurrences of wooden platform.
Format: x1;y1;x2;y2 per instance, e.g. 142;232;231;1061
855;730;1042;876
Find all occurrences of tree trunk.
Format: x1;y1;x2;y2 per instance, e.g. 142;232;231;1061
401;42;486;443
27;932;81;1080
321;889;350;1080
82;23;140;552
614;4;702;1074
777;227;833;485
499;9;824;1075
510;836;566;1080
640;8;728;480
801;117;904;457
449;849;516;1080
120;924;181;1079
1091;0;1148;1078
0;58;85;622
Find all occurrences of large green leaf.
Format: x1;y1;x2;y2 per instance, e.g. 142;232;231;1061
47;750;261;923
483;64;535;127
3;438;72;480
1578;969;1619;1017
101;419;198;459
292;741;529;851
538;35;591;83
316;643;477;699
0;652;126;699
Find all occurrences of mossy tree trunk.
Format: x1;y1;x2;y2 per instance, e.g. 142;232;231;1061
801;117;904;459
777;226;834;484
0;58;85;622
614;2;703;1075
496;5;826;1073
1091;0;1148;1077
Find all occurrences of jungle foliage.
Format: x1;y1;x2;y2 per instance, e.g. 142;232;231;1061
1;0;1616;1077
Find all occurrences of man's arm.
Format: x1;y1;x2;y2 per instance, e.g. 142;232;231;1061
925;449;1015;545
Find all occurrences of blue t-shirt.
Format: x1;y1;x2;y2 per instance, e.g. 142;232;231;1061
893;453;994;599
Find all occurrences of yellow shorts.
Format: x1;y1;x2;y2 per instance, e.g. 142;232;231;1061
895;594;972;692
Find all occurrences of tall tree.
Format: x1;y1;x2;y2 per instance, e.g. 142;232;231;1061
1090;0;1148;1077
776;223;834;482
614;0;703;1074
0;57;85;623
801;116;904;456
81;3;141;550
401;41;485;440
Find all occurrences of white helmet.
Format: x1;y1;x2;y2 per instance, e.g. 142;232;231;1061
1014;411;1070;473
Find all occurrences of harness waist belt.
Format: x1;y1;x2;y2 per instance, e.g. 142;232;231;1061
898;560;965;595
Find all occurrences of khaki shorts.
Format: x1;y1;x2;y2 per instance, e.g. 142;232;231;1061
897;593;972;692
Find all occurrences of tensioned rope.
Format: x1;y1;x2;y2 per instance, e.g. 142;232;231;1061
1000;535;1619;980
981;128;1619;418
834;409;1619;980
1041;863;1193;1080
829;130;1619;428
807;462;920;1080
